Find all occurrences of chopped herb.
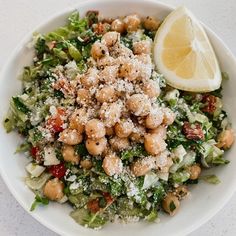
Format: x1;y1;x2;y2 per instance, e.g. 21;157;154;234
169;201;176;212
30;194;49;211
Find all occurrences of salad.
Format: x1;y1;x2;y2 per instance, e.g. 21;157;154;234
3;9;234;229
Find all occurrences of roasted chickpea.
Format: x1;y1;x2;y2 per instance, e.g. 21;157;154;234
102;153;123;176
133;40;152;55
135;54;152;65
143;16;161;31
217;129;235;149
145;111;164;129
99;65;118;84
80;68;99;89
162;107;176;125
86;137;107;156
111;19;125;33
100;102;122;127
80;159;93;170
124;14;141;32
59;129;83;145
162;193;180;216
109;136;130;151
143;80;161;98
85;119;106;139
76;88;90;105
101;31;120;47
62;145;80;164
69;108;87;133
118;62;139;81
189;164;201;180
96;86;117;103
43;178;64;201
115;119;134;138
149;125;167;139
97;56;116;69
130;125;146;143
106;126;115;136
174;185;189;200
144;133;167;155
91;41;108;60
131;157;154;176
126;94;151;116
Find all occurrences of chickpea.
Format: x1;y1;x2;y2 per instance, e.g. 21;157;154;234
80;159;93;170
109;136;130;151
149;125;167;139
131;157;154;176
143;16;161;31
189;164;201;180
162;193;180;216
118;62;139;81
133;40;152;55
99;65;118;84
124;14;141;32
130;125;146;143
144;133;167;155
102;153;123;176
106;126;114;136
69;108;87;133
86;137;107;156
96;86;117;103
59;129;83;145
146;111;164;129
76;88;90;105
80;68;99;89
111;19;125;34
162;107;176;125
217;129;235;149
126;94;151;116
115;119;134;138
91;41;108;60
100;102;122;127
143;80;161;98
62;145;80;164
85;119;106;139
43;178;64;201
135;54;152;65
97;56;116;69
101;31;120;47
174;185;189;200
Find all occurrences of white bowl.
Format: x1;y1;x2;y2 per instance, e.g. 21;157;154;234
0;0;235;235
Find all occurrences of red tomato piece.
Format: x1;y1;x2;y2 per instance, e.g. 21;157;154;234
201;95;217;113
48;163;66;179
102;192;113;204
46;108;66;133
87;199;100;213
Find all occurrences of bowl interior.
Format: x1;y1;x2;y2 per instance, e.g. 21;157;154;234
0;0;236;236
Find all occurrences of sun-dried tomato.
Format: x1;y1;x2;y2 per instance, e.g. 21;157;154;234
182;122;204;140
201;94;217;113
87;198;100;213
102;192;113;204
48;163;66;179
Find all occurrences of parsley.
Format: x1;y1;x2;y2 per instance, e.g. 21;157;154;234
30;194;49;211
75;143;89;156
12;97;30;114
169;201;176;212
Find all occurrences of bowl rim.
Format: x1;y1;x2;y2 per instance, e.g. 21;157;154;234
1;0;236;235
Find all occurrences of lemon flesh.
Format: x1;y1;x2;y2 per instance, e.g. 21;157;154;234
154;7;221;92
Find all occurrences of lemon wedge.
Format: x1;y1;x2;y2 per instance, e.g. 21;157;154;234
154;6;221;92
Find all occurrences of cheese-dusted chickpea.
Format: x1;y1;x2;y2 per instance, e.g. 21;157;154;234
59;129;83;145
189;164;201;180
143;16;161;31
162;193;180;216
144;133;167;155
135;54;152;65
76;88;90;105
133;40;152;55
145;110;164;129
101;31;120;47
109;136;130;151
143;80;161;98
69;108;87;133
162;107;176;125
80;68;99;89
96;86;117;103
86;137;107;156
102;153;123;176
115;119;134;138
130;125;146;143
99;65;118;84
126;94;151;116
217;129;235;149
131;157;154;176
85;119;106;139
149;125;167;139
124;14;141;32
80;159;93;170
43;178;64;201
91;41;108;59
62;145;80;164
111;19;125;34
100;102;122;127
118;62;139;81
174;185;189;200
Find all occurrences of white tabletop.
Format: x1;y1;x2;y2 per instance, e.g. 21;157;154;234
0;0;236;235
